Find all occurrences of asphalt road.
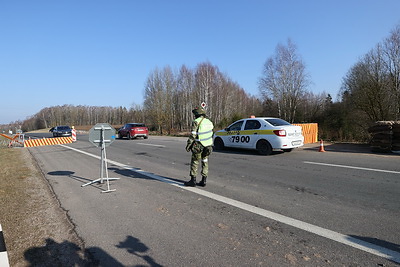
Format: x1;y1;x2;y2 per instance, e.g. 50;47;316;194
26;132;400;266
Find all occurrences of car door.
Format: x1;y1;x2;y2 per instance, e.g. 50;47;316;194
120;124;128;137
223;120;244;148
242;119;262;149
53;127;58;137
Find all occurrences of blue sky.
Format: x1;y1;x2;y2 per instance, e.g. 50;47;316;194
1;0;399;124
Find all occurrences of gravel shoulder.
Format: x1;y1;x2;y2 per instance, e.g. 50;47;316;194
0;147;92;266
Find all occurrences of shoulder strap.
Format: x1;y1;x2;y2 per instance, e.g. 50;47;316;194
197;117;205;130
195;117;205;139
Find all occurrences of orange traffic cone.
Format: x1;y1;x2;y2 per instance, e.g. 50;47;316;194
319;139;326;152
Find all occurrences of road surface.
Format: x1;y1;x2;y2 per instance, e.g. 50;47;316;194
26;133;400;266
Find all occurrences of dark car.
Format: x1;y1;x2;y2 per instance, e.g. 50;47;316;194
118;123;149;139
49;125;72;137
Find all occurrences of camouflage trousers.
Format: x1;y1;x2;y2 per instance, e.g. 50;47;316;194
189;142;212;178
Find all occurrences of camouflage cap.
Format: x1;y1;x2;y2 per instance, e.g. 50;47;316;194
192;107;206;116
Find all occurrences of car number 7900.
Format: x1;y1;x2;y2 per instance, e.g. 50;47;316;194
230;135;250;143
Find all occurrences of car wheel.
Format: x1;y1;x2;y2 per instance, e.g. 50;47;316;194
283;148;293;152
214;137;225;150
256;140;272;155
127;133;131;140
144;136;148;139
53;133;57;137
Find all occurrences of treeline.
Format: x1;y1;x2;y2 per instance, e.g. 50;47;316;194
329;24;400;141
142;62;331;134
13;59;329;136
259;25;400;142
17;105;145;132
315;23;399;142
143;63;262;134
3;24;399;143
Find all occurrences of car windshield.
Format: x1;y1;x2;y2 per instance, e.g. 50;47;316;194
264;118;291;126
128;123;145;127
58;126;71;130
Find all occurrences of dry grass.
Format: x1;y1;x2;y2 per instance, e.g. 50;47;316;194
0;147;90;266
0;135;9;148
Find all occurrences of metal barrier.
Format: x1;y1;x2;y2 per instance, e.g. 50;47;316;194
24;137;73;147
0;133;24;147
0;134;73;148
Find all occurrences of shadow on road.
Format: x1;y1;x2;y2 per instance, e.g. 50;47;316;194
347;235;400;265
48;166;185;190
47;170;117;192
48;170;95;184
108;167;185;185
303;142;400;156
116;235;163;267
24;236;164;266
24;238;93;266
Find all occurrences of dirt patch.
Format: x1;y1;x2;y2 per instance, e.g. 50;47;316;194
0;147;93;266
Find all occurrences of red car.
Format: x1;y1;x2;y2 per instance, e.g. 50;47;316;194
118;123;149;139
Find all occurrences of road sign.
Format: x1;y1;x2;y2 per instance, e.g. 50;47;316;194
84;123;119;193
89;123;116;147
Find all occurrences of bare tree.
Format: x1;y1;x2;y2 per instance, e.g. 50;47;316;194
144;68;166;133
162;66;177;133
342;44;395;121
176;65;195;130
384;24;400;119
259;39;310;122
194;62;218;117
298;91;328;122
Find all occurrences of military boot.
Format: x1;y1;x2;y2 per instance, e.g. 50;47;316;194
184;176;196;187
197;176;207;187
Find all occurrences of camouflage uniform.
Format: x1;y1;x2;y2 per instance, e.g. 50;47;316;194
184;108;214;187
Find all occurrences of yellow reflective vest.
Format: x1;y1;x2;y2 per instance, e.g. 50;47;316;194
195;117;214;147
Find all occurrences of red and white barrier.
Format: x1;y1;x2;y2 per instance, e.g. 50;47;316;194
71;128;77;142
24;137;73;147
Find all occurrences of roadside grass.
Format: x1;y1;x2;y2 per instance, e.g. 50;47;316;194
0;147;88;266
0;147;41;265
0;135;11;148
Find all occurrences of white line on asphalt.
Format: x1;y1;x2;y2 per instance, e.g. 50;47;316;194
136;143;166;148
304;161;400;174
59;144;400;264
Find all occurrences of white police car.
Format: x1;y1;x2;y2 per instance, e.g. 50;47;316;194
213;117;304;155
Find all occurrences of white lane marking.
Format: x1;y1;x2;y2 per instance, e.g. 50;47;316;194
136;143;166;148
59;144;400;263
304;161;400;175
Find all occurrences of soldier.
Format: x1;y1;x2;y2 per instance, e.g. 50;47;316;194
184;107;214;187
